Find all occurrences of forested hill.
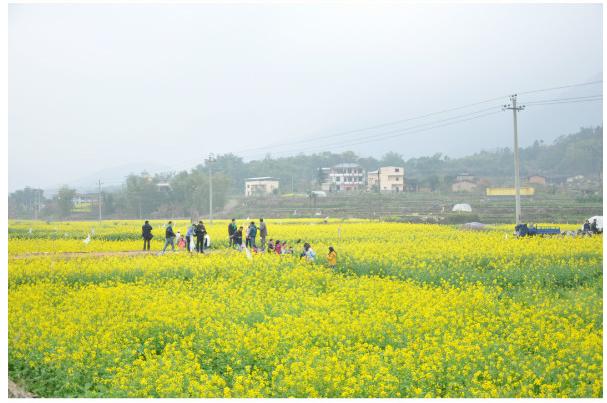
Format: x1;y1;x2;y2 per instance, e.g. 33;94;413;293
207;126;602;192
8;126;602;219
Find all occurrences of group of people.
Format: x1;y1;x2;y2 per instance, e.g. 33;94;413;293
227;218;268;250
582;218;602;235
141;218;338;267
142;220;210;255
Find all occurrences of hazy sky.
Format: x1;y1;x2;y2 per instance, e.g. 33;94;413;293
9;3;603;191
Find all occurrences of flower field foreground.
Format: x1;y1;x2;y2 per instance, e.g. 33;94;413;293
8;220;603;397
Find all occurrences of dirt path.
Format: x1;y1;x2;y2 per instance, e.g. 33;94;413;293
8;378;35;398
10;250;216;260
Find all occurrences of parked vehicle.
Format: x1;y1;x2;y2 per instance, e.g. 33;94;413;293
515;223;561;237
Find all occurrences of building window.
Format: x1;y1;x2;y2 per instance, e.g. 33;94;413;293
395;168;400;172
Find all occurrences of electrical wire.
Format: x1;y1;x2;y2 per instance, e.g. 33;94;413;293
232;96;508;156
237;105;505;159
517;79;603;96
523;94;603;105
525;97;603;107
243;109;503;159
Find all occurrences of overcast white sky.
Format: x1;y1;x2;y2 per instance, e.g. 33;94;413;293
8;3;603;191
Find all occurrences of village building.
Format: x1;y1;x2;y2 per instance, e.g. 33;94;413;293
528;175;547;185
367;166;405;192
244;177;280;197
321;163;365;192
451;180;477;192
456;173;475;182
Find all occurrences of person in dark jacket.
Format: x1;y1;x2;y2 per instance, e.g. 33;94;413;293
161;221;176;254
142;220;153;251
247;221;258;249
228;218;237;247
590;218;600;234
583;220;591;234
234;226;244;250
195;221;207;253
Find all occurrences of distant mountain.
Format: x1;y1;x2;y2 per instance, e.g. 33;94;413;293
44;162;174;196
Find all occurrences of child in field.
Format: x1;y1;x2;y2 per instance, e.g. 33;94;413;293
302;243;316;262
234;226;244;251
327;246;337;268
282;242;292;254
274;240;282;254
177;232;186;250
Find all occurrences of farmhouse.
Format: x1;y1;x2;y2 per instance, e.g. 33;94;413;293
528;175;547;185
244;177;280;197
367;166;405;192
321;163;365;192
451;180;477;192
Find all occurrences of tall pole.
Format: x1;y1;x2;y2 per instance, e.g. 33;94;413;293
207;153;215;224
34;189;39;220
98;179;103;222
504;95;525;224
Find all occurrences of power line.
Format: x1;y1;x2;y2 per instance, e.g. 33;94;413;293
523;94;602;105
232;96;508;156
527;97;603;106
233;80;603;158
153;79;603;175
247;109;503;159
238;105;505;159
517;79;603;96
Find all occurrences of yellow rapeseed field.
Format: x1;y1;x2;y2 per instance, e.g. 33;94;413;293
8;219;603;397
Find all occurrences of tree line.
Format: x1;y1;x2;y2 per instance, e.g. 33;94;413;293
9;126;602;219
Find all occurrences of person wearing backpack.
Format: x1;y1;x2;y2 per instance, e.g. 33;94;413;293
161;221;176;254
195;221;207;253
142;220;153;251
228;218;237;247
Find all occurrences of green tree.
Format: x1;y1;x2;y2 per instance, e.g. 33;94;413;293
56;186;76;218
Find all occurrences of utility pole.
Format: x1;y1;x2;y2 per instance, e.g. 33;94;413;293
34;189;39;220
98;179;103;222
503;95;525;225
206;153;216;224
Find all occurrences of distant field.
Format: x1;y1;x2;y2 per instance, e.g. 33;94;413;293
8;220;603;397
230;192;602;223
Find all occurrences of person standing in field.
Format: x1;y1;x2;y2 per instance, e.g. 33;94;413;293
247;221;258;249
234;226;244;250
259;218;268;251
186;222;196;253
327;246;337;268
161;221;176;254
195;221;207;254
228;218;237;247
142;220;153;251
590;218;600;234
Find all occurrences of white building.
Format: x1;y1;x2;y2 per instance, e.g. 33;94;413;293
367;166;405;192
244;177;280;197
322;163;365;192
